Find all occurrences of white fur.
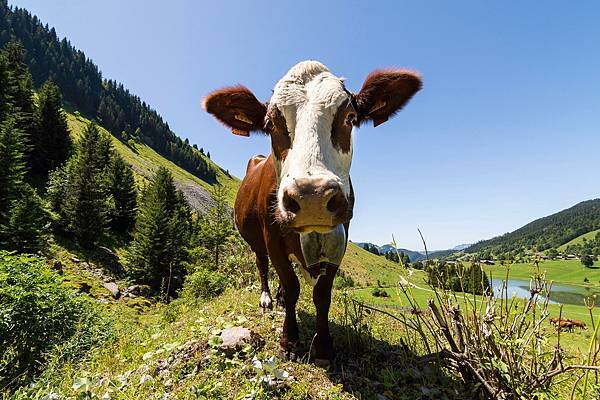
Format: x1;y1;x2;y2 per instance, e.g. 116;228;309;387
270;61;353;210
259;291;273;309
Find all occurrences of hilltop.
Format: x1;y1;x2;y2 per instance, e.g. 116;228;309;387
466;199;600;255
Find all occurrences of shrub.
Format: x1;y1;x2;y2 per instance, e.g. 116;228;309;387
371;287;389;297
334;270;355;289
0;251;113;388
179;267;229;302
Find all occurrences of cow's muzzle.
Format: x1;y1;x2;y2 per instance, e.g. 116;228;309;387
280;177;350;233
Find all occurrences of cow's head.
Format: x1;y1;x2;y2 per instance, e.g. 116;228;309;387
204;61;421;233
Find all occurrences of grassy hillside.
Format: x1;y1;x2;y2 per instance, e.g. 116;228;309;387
12;244;596;399
558;229;600;252
466;199;600;254
66;111;240;208
7;245;472;400
340;242;407;286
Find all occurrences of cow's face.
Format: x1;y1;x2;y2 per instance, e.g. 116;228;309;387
204;61;421;233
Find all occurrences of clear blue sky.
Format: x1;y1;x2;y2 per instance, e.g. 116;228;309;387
11;1;600;250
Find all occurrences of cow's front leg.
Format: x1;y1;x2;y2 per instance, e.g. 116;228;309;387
255;254;273;310
274;261;300;360
312;263;338;367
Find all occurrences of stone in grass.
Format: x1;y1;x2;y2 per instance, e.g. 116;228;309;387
219;327;264;356
103;282;120;299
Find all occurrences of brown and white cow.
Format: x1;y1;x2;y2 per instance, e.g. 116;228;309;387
204;60;421;366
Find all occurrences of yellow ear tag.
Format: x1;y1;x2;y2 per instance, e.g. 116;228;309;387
234;113;253;125
232;128;250;137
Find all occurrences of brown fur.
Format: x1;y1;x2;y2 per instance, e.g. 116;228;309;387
234;154;351;361
203;86;267;136
204;63;421;365
356;69;422;127
331;100;355;153
550;317;587;331
265;105;291;161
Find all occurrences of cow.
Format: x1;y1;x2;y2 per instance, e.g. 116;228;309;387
550;317;587;331
204;60;421;366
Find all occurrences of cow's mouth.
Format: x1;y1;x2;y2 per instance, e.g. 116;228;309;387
293;225;336;234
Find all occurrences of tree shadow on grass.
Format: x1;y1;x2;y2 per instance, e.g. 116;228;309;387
297;309;478;400
53;234;126;278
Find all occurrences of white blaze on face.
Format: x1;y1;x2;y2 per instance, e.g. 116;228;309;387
270;61;353;207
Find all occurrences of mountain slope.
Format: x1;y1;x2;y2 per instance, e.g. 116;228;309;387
66;111;239;209
558;229;600;252
341;243;409;286
466;199;600;254
0;2;231;200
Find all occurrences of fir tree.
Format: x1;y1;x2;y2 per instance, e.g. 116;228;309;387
2;184;48;252
0;50;10;122
3;41;35;156
62;123;111;247
196;184;233;268
0;116;26;223
31;80;72;175
126;167;191;296
107;153;137;234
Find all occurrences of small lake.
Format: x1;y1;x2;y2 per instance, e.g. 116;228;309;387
492;278;599;306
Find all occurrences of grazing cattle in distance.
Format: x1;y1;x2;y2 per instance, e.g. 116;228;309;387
549;317;587;331
204;60;421;366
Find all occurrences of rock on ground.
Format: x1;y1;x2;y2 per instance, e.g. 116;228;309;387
219;327;264;356
103;282;120;299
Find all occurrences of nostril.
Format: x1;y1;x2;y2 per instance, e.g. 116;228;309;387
283;191;301;213
326;192;345;213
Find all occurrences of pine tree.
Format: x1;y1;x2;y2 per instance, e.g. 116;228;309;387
31;80;72;175
0;116;26;223
0;116;47;252
196;184;233;268
126;167;191;296
0;50;10;122
107;153;137;234
62;123;111;247
3;41;35;157
2;184;48;252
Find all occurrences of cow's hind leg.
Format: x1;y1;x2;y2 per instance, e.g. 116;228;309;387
312;263;338;367
275;284;285;308
256;254;273;310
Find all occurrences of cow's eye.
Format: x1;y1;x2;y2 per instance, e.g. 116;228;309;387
345;112;357;126
264;118;273;132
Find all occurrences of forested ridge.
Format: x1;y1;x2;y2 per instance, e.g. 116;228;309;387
466;199;600;254
0;0;218;183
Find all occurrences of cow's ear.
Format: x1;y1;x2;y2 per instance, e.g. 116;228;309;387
203;86;267;136
355;69;422;127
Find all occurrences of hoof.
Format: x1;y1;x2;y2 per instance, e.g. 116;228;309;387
279;340;300;361
276;297;285;309
259;291;273;310
279;347;298;361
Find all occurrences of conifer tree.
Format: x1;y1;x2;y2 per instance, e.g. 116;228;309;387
0;116;47;251
0;116;26;222
107;153;137;234
196;184;233;268
2;184;48;252
31;80;72;175
0;51;10;122
126;167;191;295
3;41;35;154
62;123;111;247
